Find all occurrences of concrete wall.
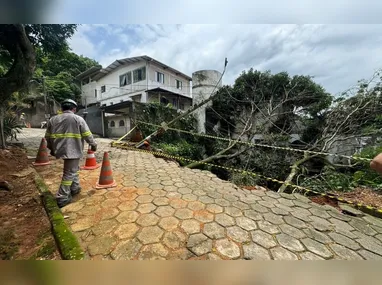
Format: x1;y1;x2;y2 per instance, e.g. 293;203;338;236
23;98;61;128
106;115;131;138
192;70;222;133
77;105;105;136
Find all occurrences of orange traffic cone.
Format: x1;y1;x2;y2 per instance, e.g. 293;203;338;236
80;148;101;170
32;138;51;166
96;152;117;189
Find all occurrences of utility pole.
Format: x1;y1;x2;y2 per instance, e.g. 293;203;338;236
42;76;50;121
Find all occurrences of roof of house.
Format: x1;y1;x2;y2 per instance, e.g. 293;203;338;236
76;55;192;82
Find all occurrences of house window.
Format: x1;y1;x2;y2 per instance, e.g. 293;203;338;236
176;80;182;90
94;89;97;98
120;72;132;87
101;85;106;93
110;121;115;127
180;103;185;110
119;120;125;127
156;72;164;84
172;99;177;108
133;66;146;83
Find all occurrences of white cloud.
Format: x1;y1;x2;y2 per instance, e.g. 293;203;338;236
68;25;97;59
69;24;382;95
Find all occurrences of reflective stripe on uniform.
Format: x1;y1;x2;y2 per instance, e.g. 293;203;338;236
82;131;92;137
46;133;82;139
61;180;73;186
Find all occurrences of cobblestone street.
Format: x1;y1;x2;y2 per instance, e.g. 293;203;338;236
20;128;382;260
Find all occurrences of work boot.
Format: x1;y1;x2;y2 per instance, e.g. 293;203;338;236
56;197;72;208
71;187;82;196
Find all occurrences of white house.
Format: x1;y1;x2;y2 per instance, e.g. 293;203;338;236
75;55;193;137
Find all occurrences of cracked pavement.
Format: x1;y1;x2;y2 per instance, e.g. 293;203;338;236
19;128;382;260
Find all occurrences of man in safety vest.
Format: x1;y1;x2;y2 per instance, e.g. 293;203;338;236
45;99;97;208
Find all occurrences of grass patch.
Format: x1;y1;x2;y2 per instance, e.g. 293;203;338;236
0;230;19;260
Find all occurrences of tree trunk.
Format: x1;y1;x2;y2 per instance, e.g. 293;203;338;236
277;152;317;193
0;24;36;146
0;106;5;149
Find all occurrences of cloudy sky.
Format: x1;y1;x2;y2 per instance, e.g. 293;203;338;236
67;24;382;96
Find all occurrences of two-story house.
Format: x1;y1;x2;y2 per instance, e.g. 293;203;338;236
75;55;193;137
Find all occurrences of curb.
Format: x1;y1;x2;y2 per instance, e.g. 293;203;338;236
34;174;85;260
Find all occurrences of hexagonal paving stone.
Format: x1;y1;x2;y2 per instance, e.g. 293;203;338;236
152;197;170;206
270;247;298;260
194;210;215;223
101;198;121;208
114;223;140;239
227;226;251;243
105;191;122;199
150;184;165;191
224;207;243;217
136;195;154;204
329;244;363;260
349;219;378;236
119;192;138;201
301;238;333;259
164;186;179;192
175;208;194;220
215;198;231;207
358;250;382;260
279;224;306;239
329;218;355;233
137;226;164;244
293;200;312;209
163;231;184;250
278;198;295;207
135;202;156;215
88;236;118;256
258;201;275;209
181;219;201;234
309;216;334;232
243;243;271;260
198;196;215;204
71;217;95;232
138;243;168;260
100;208;120;221
303;228;332;244
284;216;307;229
161;180;174;186
300;252;325;260
167;192;182;199
243;210;263;221
290;208;312;222
178;187;192;194
136;188;152;195
356;235;382;256
170;198;188;209
155;206;175;217
203;222;226;239
206;204;223;214
110;239;142;260
116;211;139;224
151;189;166;197
158;216;180;231
215;239;241;259
328;232;361;250
263;213;284;225
271;207;290;216
232;201;250;210
309;207;331;219
187;201;206;211
257;221;280;234
251;204;269;213
91;219;119;236
276;233;304;252
182;194;198;201
81;205;102;216
251;230;277;249
236;217;257;231
215;213;235;227
136;213;160;227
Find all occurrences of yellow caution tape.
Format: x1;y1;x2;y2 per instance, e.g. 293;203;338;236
110;141;382;218
135;120;372;163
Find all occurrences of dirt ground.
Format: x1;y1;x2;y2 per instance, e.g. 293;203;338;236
0;147;60;260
